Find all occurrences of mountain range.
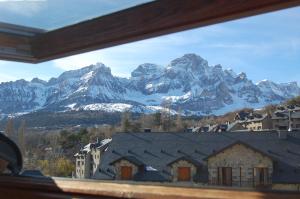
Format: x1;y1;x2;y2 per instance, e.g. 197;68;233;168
0;53;299;117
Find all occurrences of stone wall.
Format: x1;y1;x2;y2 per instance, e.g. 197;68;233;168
75;156;84;178
114;159;138;180
170;160;197;182
207;143;273;187
75;153;92;179
91;148;101;174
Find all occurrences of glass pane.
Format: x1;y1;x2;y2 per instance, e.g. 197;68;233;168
0;0;153;30
0;5;299;193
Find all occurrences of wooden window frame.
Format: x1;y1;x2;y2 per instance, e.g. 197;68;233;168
0;0;300;63
0;0;300;198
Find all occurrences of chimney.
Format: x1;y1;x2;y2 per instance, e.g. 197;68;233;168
278;131;288;139
288;111;293;132
144;128;151;133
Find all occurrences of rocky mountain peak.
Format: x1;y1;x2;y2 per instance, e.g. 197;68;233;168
0;53;298;116
168;53;209;74
237;72;247;80
131;63;163;79
31;77;47;85
224;68;238;79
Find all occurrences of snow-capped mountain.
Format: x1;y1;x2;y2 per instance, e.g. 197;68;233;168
0;54;299;116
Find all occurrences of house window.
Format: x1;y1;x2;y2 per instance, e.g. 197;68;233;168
254;167;269;186
177;167;191;181
218;167;232;186
121;166;133;180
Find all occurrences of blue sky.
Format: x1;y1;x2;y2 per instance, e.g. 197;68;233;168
0;1;299;84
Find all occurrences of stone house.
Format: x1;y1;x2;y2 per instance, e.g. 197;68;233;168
75;132;300;191
74;138;111;179
205;141;273;187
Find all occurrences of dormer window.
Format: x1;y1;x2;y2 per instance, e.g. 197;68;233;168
167;156;201;182
178;167;191;181
110;156;144;180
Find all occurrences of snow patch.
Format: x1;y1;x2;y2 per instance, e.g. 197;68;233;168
80;103;133;112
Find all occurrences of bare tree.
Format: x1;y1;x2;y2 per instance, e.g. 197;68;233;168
161;100;172;131
175;109;184;132
5;118;14;139
18;120;26;156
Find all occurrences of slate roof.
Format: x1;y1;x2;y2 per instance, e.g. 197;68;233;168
110;155;145;167
75;138;111;156
94;131;300;183
242;114;268;123
167;156;202;167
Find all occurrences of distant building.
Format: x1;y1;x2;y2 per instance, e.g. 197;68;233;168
74;138;111;179
75;131;300;191
233;112;272;131
272;111;300;131
242;114;272;131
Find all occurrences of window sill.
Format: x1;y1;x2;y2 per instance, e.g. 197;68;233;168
0;175;299;199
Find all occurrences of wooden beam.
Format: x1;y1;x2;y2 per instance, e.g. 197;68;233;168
0;32;35;63
0;176;299;199
31;0;300;63
0;23;44;63
0;0;300;63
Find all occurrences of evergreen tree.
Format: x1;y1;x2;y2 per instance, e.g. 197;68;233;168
121;111;131;132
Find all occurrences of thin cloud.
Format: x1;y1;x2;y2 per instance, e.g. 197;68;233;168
0;0;46;17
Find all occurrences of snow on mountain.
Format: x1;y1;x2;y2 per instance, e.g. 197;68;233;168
0;53;299;116
64;102;179;115
257;80;300;102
